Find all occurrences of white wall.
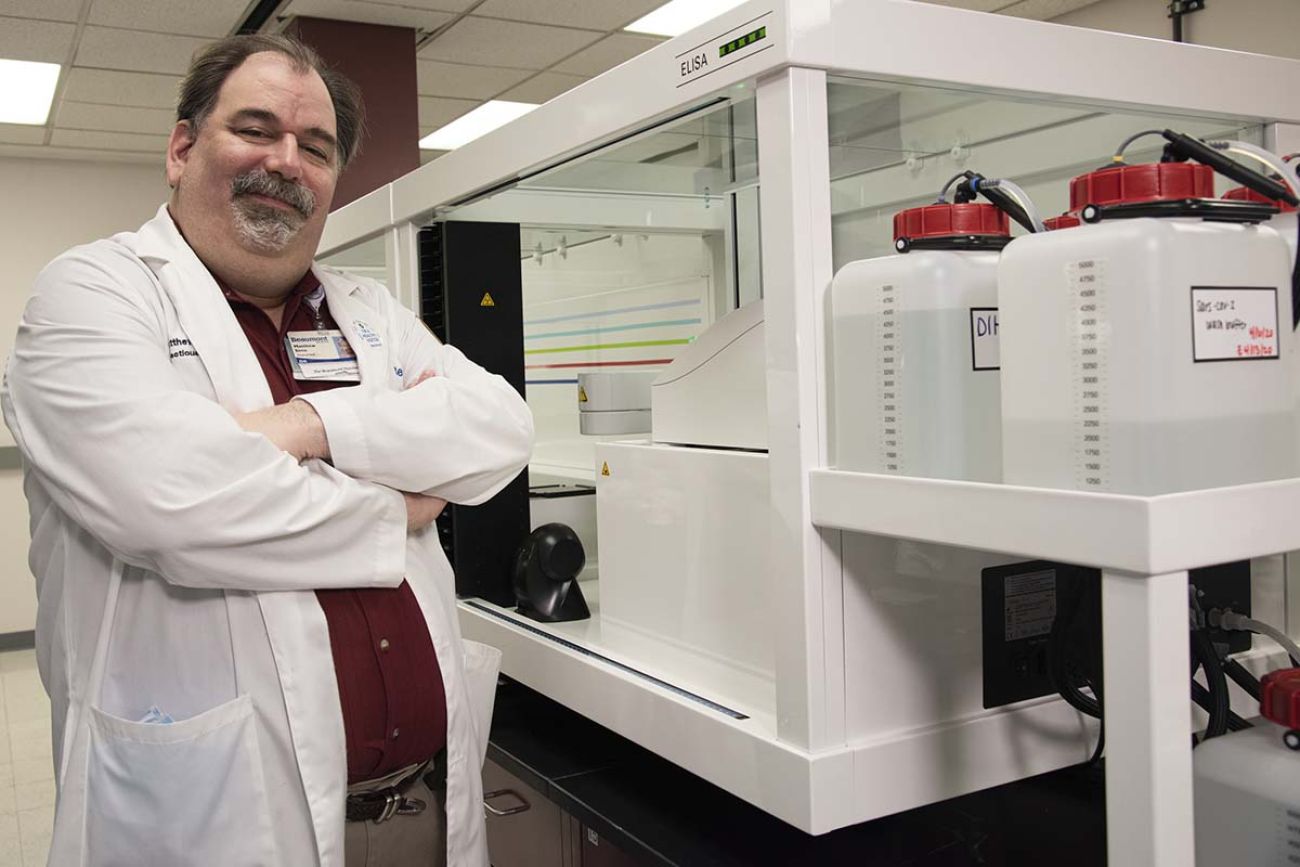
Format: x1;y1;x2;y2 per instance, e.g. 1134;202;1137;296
0;156;168;634
1054;0;1300;60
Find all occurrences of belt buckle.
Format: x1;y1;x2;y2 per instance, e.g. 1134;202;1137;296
376;790;400;824
375;788;427;824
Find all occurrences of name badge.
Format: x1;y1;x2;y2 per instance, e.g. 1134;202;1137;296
285;330;361;382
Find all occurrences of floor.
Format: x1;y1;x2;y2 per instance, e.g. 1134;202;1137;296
0;649;53;867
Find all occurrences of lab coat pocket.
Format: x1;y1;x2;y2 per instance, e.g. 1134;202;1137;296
461;639;501;770
86;693;277;867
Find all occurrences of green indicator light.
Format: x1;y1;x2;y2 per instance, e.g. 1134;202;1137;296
719;25;767;58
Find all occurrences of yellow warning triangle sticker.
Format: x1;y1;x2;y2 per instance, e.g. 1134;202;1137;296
480;292;496;307
578;386;588;403
600;462;610;477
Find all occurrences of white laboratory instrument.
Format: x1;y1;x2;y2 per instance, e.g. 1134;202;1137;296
578;372;654;435
999;156;1298;495
650;300;767;451
317;2;1300;860
832;200;1008;481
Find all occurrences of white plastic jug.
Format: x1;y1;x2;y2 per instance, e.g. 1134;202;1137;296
999;161;1297;495
832;202;1007;482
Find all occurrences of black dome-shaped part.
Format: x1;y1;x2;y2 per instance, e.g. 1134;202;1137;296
539;532;585;582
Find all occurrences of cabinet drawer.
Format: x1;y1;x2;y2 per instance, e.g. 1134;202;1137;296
483;759;564;867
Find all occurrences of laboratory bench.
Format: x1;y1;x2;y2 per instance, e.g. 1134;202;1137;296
484;677;1109;867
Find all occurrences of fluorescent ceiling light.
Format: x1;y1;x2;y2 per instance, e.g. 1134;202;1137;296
419;100;538;151
0;59;60;125
624;0;749;37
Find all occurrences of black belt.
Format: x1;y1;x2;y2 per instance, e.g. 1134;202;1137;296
345;750;447;824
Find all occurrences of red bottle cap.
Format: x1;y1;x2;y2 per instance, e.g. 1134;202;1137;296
1044;213;1082;230
1260;668;1300;729
1068;162;1215;212
1223;185;1297;214
892;202;1010;244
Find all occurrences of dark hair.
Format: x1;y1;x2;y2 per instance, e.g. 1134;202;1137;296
176;34;365;169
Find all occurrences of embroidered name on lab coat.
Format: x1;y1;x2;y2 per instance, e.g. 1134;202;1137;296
168;337;198;360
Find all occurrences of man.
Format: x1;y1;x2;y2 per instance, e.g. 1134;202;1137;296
2;34;531;867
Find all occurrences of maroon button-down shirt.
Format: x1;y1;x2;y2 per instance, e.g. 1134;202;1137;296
224;272;447;783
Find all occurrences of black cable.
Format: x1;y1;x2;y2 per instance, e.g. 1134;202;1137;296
1222;657;1262;702
1087;720;1105;767
1048;574;1102;719
1191;680;1252;732
1191;629;1230;739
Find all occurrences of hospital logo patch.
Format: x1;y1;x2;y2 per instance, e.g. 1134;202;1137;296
353;320;383;348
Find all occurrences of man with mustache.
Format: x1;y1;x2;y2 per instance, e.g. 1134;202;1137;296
2;34;531;867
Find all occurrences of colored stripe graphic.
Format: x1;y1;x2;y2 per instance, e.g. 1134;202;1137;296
523;298;699;327
525;318;701;341
525;339;690;356
525;379;580;385
525;359;672;370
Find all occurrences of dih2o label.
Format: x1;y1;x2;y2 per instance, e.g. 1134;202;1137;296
1191;286;1279;362
970;307;1000;371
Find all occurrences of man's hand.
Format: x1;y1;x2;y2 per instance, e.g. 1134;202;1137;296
233;399;330;462
403;492;447;533
407;370;436;388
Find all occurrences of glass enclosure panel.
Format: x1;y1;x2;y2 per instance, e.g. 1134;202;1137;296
434;94;761;482
827;77;1266;269
319;233;389;286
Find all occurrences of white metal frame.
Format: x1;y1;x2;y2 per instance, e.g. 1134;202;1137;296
317;3;1300;863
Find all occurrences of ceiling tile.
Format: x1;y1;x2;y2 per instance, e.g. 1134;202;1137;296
49;128;170;153
417;59;532;99
498;71;587;104
75;27;210;75
419;17;602;71
62;68;182;109
0;124;47;145
88;0;248;38
282;0;454;32
418;95;479;130
474;0;665;31
0;0;81;23
0;16;77;63
56;102;178;136
368;0;481;12
551;33;661;77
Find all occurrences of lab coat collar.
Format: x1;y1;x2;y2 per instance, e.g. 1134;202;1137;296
315;267;387;387
132;206;385;407
133;206;273;411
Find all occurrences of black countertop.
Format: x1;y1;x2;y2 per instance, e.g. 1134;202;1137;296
487;678;1109;867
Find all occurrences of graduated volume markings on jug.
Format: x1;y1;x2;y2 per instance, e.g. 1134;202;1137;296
877;283;903;474
1069;259;1111;491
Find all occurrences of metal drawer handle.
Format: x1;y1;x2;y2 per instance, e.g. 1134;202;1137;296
483;788;531;816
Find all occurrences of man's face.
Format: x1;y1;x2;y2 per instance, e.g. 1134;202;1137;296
166;51;340;264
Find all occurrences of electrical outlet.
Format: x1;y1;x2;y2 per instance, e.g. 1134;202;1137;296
1191;560;1252;654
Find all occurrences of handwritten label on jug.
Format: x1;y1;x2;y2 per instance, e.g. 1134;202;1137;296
969;307;1000;371
1191;286;1279;362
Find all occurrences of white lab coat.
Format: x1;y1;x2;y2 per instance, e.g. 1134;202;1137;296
2;205;533;866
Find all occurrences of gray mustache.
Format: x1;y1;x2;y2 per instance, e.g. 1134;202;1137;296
231;171;315;219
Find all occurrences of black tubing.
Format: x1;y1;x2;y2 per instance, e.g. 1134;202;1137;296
1223;657;1262;702
1191;629;1231;739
